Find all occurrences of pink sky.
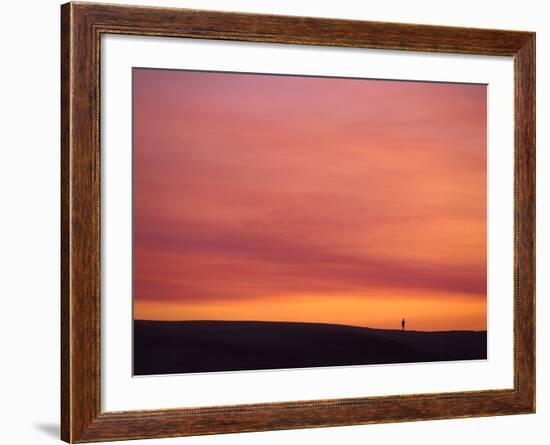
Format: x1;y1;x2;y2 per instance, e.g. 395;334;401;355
133;68;487;331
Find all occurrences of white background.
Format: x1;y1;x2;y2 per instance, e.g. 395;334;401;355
0;0;547;444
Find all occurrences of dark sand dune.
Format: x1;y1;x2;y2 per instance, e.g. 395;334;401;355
134;320;486;375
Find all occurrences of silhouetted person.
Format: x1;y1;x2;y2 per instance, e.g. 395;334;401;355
401;318;406;332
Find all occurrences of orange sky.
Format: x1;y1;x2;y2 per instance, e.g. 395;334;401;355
133;68;487;331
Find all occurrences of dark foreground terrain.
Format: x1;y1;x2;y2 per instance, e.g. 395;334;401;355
134;320;486;375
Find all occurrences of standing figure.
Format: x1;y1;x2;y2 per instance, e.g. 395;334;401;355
401;318;406;332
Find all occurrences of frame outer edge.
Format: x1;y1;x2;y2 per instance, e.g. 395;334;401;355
515;33;536;413
62;2;100;442
60;2;72;442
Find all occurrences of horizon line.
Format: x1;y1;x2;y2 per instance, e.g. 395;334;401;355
133;318;487;333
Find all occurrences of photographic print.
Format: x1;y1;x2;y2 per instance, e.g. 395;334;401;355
132;68;487;376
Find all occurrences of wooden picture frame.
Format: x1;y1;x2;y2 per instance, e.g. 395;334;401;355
61;2;535;442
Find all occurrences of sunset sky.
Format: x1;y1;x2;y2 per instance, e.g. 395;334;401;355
133;68;487;331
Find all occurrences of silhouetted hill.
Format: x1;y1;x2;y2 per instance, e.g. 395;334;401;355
133;320;486;375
